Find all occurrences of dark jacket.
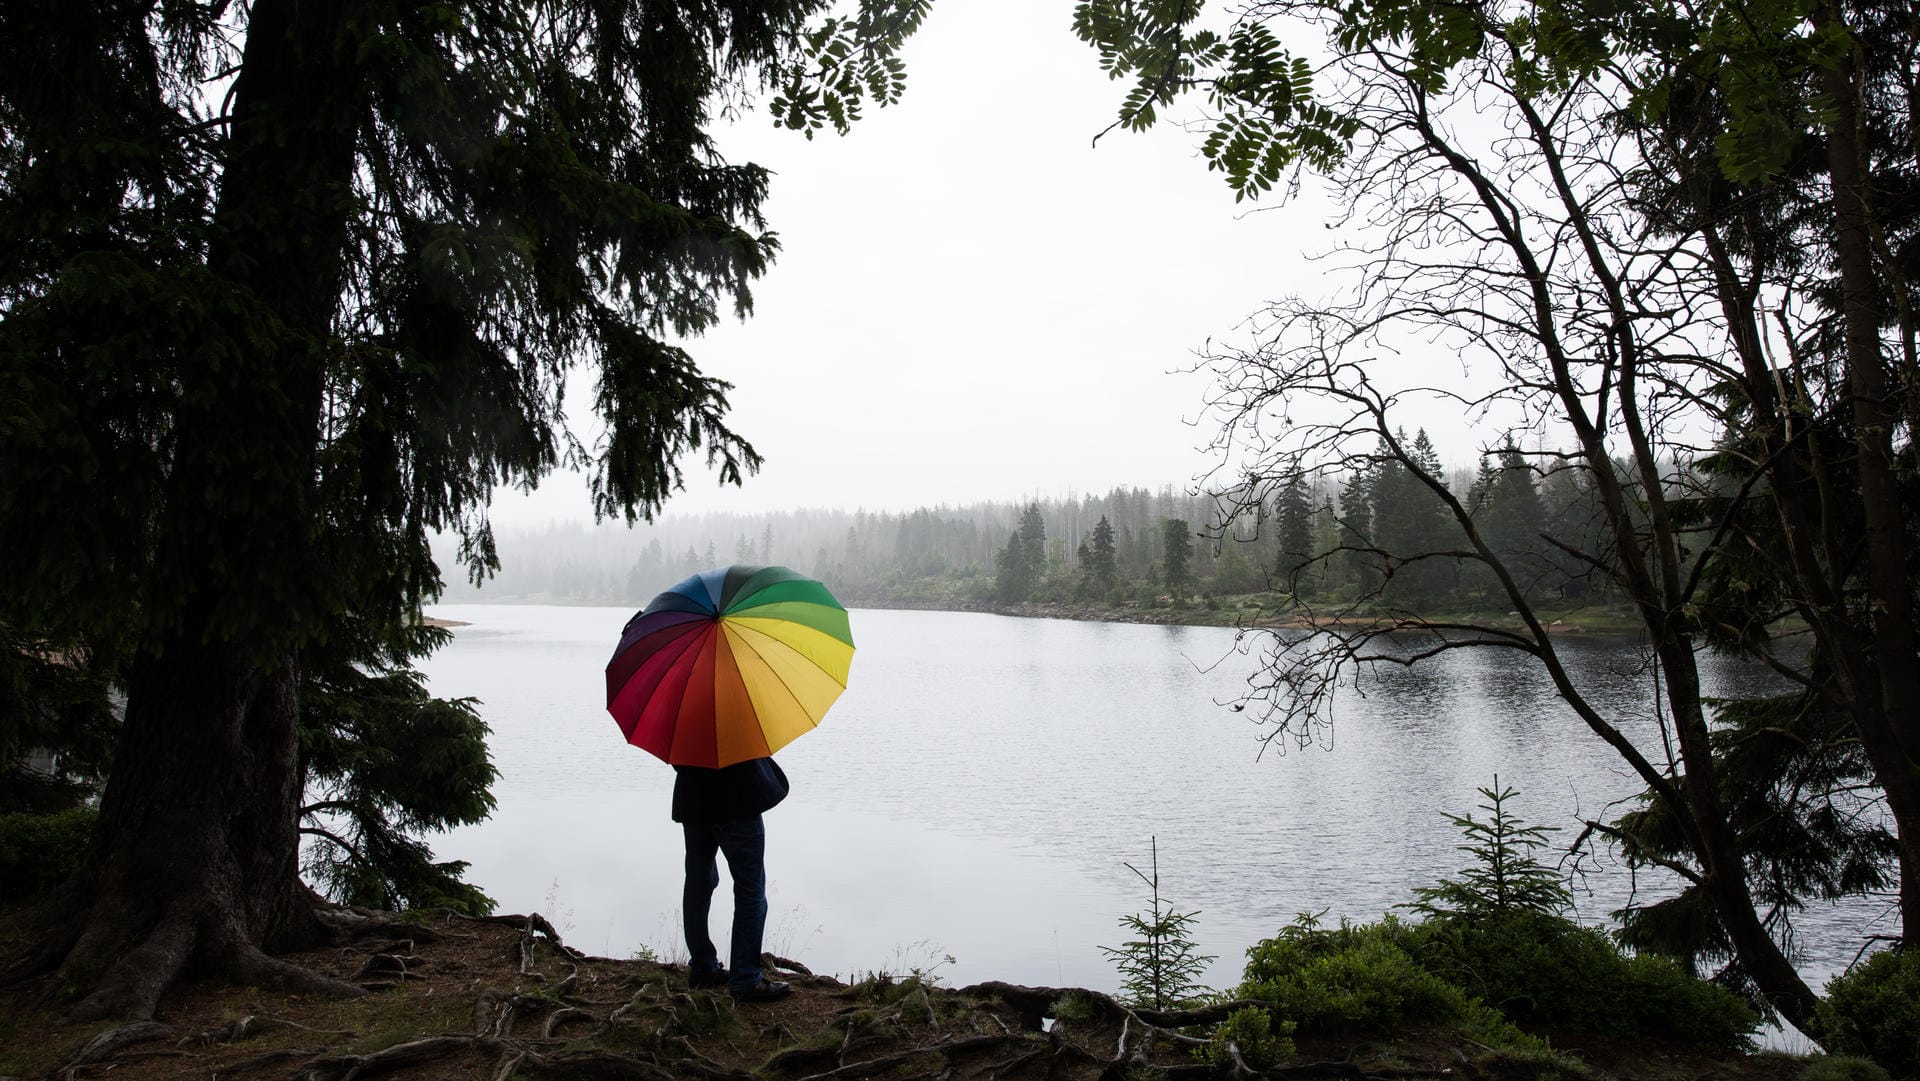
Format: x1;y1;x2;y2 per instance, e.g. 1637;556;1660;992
671;757;790;824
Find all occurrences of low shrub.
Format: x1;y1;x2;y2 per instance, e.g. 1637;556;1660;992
1797;1055;1893;1081
1408;910;1756;1048
1236;913;1541;1052
1200;1006;1294;1071
1818;948;1920;1079
0;806;94;900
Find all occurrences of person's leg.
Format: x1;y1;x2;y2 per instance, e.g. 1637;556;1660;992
682;821;724;985
713;816;768;994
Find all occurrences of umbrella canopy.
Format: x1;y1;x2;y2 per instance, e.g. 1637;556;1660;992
606;565;854;767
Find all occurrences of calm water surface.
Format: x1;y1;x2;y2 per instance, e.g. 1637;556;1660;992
420;604;1891;1002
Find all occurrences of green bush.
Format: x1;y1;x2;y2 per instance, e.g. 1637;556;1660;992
1200;1006;1295;1071
1236;913;1540;1052
1818;948;1920;1079
1797;1055;1893;1081
1241;914;1462;1031
1408;910;1755;1048
1395;778;1754;1050
0;806;95;900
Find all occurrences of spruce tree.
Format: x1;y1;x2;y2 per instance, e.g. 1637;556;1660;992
1275;473;1315;596
0;0;924;1020
1161;518;1195;600
1090;515;1120;596
1017;502;1047;590
1482;444;1547;602
996;530;1033;603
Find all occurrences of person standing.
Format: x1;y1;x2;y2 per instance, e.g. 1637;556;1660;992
674;755;792;1001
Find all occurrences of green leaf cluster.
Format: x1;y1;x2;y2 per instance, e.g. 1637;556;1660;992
1412;910;1756;1047
1607;694;1897;986
770;0;929;137
300;620;499;916
1235;905;1756;1052
1075;0;1862;200
1238;911;1538;1046
1231;783;1759;1052
0;806;96;902
1198;1005;1294;1072
1817;949;1920;1080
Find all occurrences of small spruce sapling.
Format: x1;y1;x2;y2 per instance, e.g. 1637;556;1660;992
1405;776;1572;918
1101;837;1215;1009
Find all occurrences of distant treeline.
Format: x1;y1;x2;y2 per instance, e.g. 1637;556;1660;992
437;430;1617;614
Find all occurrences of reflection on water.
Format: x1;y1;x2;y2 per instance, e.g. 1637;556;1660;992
421;604;1890;1001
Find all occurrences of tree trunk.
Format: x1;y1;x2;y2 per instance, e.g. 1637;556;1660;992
34;0;369;1020
51;645;356;1020
1816;0;1920;946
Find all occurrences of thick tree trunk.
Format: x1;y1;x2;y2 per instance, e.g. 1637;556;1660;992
34;0;369;1020
1816;0;1920;946
52;644;356;1021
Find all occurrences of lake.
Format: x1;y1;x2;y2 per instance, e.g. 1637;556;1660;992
420;603;1891;1008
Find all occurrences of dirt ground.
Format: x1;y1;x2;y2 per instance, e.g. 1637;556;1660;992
0;911;1822;1081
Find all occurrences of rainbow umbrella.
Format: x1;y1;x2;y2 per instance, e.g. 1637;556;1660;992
605;565;854;767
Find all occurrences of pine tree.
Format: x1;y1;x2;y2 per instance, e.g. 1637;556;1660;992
996;530;1033;603
1371;429;1456;610
1017;502;1047;588
0;0;925;1020
1100;838;1215;1009
1090;515;1119;596
1340;459;1380;596
1481;444;1547;601
1275;473;1315;596
1161;518;1194;600
1405;778;1573;918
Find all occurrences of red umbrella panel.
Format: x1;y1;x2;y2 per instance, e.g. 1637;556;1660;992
605;565;854;767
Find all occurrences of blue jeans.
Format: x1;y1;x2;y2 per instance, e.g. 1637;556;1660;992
682;816;767;993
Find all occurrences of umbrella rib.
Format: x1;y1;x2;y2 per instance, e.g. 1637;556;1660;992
659;625;716;756
726;623;831;728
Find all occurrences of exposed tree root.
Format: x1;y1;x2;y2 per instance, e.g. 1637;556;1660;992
179;1012;358;1046
789;1033;1031;1081
225;939;367;1000
18;883;405;1024
295;1034;510;1081
56;1020;175;1078
957;980;1265;1030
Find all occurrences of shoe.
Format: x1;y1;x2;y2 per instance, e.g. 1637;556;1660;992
730;979;791;1002
688;966;728;990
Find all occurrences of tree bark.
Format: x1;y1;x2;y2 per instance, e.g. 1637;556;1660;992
40;0;369;1020
1815;0;1920;946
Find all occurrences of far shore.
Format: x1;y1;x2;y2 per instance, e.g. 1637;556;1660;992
427;595;1652;636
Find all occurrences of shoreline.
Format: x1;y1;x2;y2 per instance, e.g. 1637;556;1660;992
427;595;1643;636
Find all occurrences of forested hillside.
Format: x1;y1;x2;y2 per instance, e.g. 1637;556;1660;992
440;432;1622;615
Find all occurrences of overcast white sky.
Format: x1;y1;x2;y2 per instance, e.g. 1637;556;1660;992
496;0;1358;526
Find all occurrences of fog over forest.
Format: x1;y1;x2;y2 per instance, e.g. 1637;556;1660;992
436;484;1244;608
432;432;1588;613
